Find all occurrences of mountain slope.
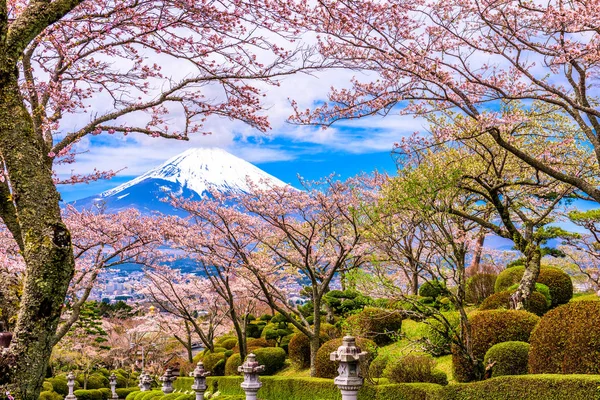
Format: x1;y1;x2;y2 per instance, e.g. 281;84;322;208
71;147;288;213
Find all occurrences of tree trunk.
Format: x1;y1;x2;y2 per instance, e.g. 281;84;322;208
412;269;419;296
309;296;321;377
511;245;541;310
469;232;485;275
0;72;75;399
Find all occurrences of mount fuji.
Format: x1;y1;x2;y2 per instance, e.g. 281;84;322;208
70;147;289;214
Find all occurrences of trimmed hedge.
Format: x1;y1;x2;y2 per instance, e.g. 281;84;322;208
346;307;403;346
528;300;600;374
73;389;104;400
484;341;530;377
47;375;80;396
315;337;377;379
39;391;63;400
252;347;287;375
452;310;540;382
480;290;548;316
383;354;448;385
495;266;573;307
116;387;139;399
288;332;328;369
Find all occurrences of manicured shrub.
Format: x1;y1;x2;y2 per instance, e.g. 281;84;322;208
48;376;80;396
76;373;109;389
507;283;552;306
252;347;287;375
213;359;226;376
98;388;111;400
495;266;573;307
225;353;242;376
315;337;377;379
528;301;600;374
452;310;540;382
480;290;548;316
215;335;236;345
136;390;163;400
466;273;497;304
346;307;403;345
368;352;390;378
420;312;460;356
384;354;447;385
247;337;271;348
288;332;328;369
116;387;139;399
42;381;54;392
113;372;128;388
203;352;226;374
220;338;238;350
39;391;63;400
73;389;104;400
419;280;446;298
484;341;530;377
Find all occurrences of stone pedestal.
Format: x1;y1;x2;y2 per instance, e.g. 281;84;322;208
330;336;367;400
190;362;210;400
238;353;265;400
65;372;77;400
138;372;152;392
109;373;118;400
160;367;176;394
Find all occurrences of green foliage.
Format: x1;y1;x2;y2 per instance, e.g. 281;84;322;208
418;280;446;298
480;290;548;316
369;352;391;378
323;289;373;317
115;387;139;399
245;322;265;339
383;354;448;385
484;341;530;377
315;337;377;379
73;389;104;400
528;301;600;374
220;338;238;350
42;381;53;392
246;337;271;348
98;388;111;400
39;391;63;400
495;266;573;307
452;310;540;382
224;353;242;376
47;375;80;396
465;273;497;304
346;307;403;345
203;352;226;374
287;332;328;369
419;312;461;357
252;347;287;375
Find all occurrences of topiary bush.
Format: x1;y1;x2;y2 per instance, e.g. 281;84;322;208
203;352;227;374
452;309;540;382
480;290;548;316
98;388;111;400
495;266;573;307
73;389;104;400
116;387;139;399
315;337;377;379
528;300;600;374
224;353;242;376
287;332;328;369
368;352;390;378
383;354;447;385
345;307;403;345
419;311;461;356
484;341;530;377
48;375;80;396
220;338;238;350
419;280;446;298
252;347;287;375
466;273;497;304
39;391;63;400
42;381;54;392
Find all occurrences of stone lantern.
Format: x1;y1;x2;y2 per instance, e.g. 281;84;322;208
160;367;177;394
190;362;210;400
65;372;77;400
109;373;119;400
330;336;368;400
238;353;265;400
138;372;153;392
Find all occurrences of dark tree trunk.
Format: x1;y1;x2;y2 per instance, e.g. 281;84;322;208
0;72;75;400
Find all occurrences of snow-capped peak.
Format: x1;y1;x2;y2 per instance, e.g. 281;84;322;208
100;147;287;198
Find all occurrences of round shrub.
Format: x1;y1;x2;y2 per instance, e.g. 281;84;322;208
346;307;403;345
98;388;111;400
495;266;573;306
480;290;548;316
203;352;226;374
225;353;242;376
315;337;377;379
73;390;103;400
252;347;287;375
288;332;328;369
452;309;540;382
369;353;390;378
247;337;271;348
113;372;128;388
466;273;497;304
116;387;140;399
39;391;63;400
383;354;447;385
484;341;530;377
528;301;600;374
420;311;461;356
48;376;80;396
42;381;54;392
419;280;446;298
215;335;236;345
220;338;238;350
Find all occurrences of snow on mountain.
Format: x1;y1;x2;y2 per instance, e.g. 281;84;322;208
70;147;289;213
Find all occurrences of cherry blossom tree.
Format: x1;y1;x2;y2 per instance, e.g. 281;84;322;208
0;0;310;395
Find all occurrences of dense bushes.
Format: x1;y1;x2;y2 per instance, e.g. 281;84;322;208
419;280;446;298
220;338;238;350
73;389;104;400
495;266;573;307
528;301;600;374
419;312;461;356
484;341;530;377
480;290;548;316
466;273;497;304
288;332;329;369
452;310;540;382
116;387;139;399
39;391;63;400
346;307;403;345
315;337;377;379
383;354;448;385
47;375;80;396
203;352;226;375
369;352;391;378
252;347;287;375
225;353;242;376
76;373;109;390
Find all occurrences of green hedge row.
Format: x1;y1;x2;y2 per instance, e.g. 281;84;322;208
173;375;600;400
